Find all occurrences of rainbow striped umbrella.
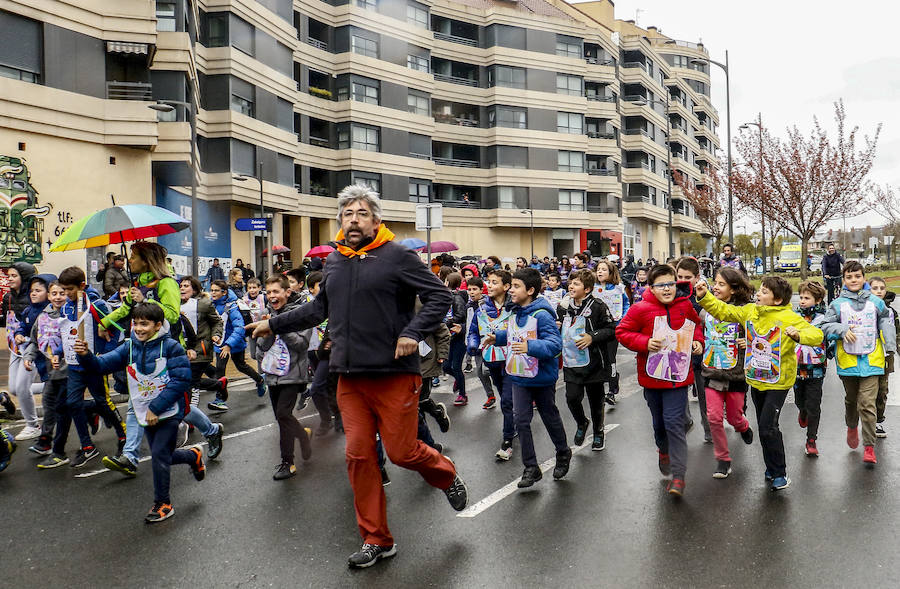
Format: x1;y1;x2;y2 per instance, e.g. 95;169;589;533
50;204;190;252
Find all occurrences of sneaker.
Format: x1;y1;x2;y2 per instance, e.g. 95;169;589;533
876;422;887;438
189;447;205;481
443;474;469;511
798;412;808;428
805;439;818;457
553;448;572;480
713;460;732;479
273;461;297;480
117;437;126;456
348;543;397;568
667;478;685;497
217;377;229;399
0;391;15;415
441;374;449;381
764;470;774;482
453;395;468;406
301;428;313;461
37;453;69;469
28;437;52;456
144;502;174;523
847;427;859;449
207;423;224;460
658;451;671;476
70;447;99;468
771;476;791;491
433;402;451;433
101;454;137;477
574;420;589;446
177;422;190;448
482;396;497;410
740;427;754;445
256;381;268;398
296;395;309;411
495;440;514;461
685;419;694;434
315;419;333;437
863;445;877;464
592;433;606;451
605;392;617;407
703;431;713;444
88;411;100;435
463;363;473;373
517;465;543;488
380;466;391;486
431;376;440;388
207;399;229;412
14;424;42;441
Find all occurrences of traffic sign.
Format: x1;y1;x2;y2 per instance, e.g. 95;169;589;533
415;203;443;231
751;238;760;248
235;218;271;231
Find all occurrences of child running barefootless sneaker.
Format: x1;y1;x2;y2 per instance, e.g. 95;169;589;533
696;276;823;491
794;281;830;457
868;277;899;439
821;262;896;466
617;264;704;498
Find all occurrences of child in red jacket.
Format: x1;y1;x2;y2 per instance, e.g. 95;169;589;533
616;264;704;497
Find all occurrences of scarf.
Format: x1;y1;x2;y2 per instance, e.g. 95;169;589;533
334;224;395;258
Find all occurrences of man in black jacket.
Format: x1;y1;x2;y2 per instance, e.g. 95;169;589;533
821;243;844;304
247;184;467;568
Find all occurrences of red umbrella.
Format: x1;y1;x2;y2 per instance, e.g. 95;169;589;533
426;240;459;253
305;244;335;258
262;244;291;255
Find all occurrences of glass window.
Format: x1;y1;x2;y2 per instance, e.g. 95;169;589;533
0;10;41;81
205;12;228;47
0;64;38;83
351;35;378;58
489;106;526;129
357;0;377;9
156;1;177;32
344;79;378;104
230;14;254;56
352;171;381;193
489;66;526;89
498;187;516;209
556;74;583;96
557;112;583;134
558;190;586;212
556;40;581;59
338;124;379;151
407;4;429;28
230;139;256;176
407;54;429;73
558;151;584;173
409;179;431;202
230;94;253;116
495;146;527;169
407;92;429;116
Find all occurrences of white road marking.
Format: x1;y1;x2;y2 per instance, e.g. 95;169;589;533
457;423;620;519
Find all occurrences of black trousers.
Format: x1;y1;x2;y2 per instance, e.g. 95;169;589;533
565;381;605;435
794;377;824;440
269;383;310;463
215;350;264;385
750;387;788;478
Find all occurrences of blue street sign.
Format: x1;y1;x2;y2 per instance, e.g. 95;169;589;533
235;218;271;231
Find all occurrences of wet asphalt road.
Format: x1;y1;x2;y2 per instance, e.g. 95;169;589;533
3;351;900;589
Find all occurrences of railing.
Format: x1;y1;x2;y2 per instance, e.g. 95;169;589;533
587;206;618;214
309;185;331;197
436;199;481;208
433;32;477;46
433;157;478;168
409;152;432;160
621;61;647;70
588;169;619;176
587;131;616;139
586;95;617;102
309;136;330;148
306;38;327;51
433;73;477;87
622;128;649;136
106;81;152;101
434;113;478;126
624;161;650;169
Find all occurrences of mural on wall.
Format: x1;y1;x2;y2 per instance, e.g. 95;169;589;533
0;156;50;266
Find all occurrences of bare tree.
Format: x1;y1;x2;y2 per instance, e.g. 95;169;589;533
672;166;733;254
872;184;900;263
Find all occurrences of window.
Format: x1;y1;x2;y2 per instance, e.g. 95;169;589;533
498;187;517;209
670;54;690;69
494;146;527;169
0;10;42;83
230;14;254;56
339;124;380;151
230;139;255;176
352;171;381;193
409;179;431;202
556;36;582;58
557;112;583;134
230;77;255;117
156;1;177;32
357;0;377;9
351;35;378;58
559;190;586;212
556;74;583;96
558;151;584;173
338;78;379;104
489;65;525;89
489;106;526;129
407;54;429;73
231;94;253;116
407;3;429;28
407;91;429;116
409;133;431;158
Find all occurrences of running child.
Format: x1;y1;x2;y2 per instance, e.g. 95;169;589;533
75;302;204;522
1;262;40;440
793;280;829;456
443;272;468;406
630;267;649;304
243;277;267;369
21;276;61;454
543;273;565;308
465;276;497;409
594;259;629;407
617;264;704;497
676;257;712;442
868;276;899;438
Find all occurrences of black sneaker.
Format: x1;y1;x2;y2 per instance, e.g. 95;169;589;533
37;453;69;469
207;423;224;460
0;391;15;415
315;419;333;437
144;502;174;523
432;442;444;454
433;402;451;433
348;543;397;568
117;437;126;456
517;465;543;488
592;432;606;451
443;474;469;511
273;461;297;480
88;411;100;436
28;436;52;456
71;447;99;468
380;466;391;486
713;460;732;479
463;363;473;373
574;420;589;446
207;399;229;412
101;454;137;477
741;427;754;445
188;447;205;481
685;419;694;433
553;448;572;480
296;395;309;411
605;392;617;407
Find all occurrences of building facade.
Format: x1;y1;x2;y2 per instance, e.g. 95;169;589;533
0;0;717;277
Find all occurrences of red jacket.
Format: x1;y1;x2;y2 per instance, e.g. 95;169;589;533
460;263;488;295
616;282;704;389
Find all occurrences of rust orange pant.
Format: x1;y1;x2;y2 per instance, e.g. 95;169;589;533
338;372;456;546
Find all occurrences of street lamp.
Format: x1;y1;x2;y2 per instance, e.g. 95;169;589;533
739;115;766;272
149;100;199;276
626;94;674;258
521;208;534;259
233;162;272;277
691;51;733;246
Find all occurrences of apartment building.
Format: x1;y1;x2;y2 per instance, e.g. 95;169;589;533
0;0;716;276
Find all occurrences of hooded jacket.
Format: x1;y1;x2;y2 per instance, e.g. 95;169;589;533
460;263;488;294
102;271;181;339
255;296;312;386
213;289;247;354
181;294;223;364
61;286;114;371
616;283;705;389
494;296;562;387
557;294;616;384
24;302;66;381
821;286;897;377
1;261;36;327
697;290;824;390
420;322;451;379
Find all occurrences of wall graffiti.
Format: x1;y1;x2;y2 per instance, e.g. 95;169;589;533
0;156;50;265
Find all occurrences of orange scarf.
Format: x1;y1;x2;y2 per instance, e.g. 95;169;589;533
334;223;395;258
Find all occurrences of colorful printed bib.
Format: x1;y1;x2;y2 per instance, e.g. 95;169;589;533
477;302;511;363
6;310;20;356
36;312;62;359
745;321;781;384
646;315;695;382
841;300;878;356
595;285;625;321
261;337;291;376
127;343;177;426
505;312;541;378
703;315;740;370
561;314;590;368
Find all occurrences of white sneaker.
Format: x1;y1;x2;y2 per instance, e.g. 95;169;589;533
876;423;887;438
177;422;190;447
15;424;42;441
495;441;513;461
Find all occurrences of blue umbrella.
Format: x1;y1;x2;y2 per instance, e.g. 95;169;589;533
399;238;426;250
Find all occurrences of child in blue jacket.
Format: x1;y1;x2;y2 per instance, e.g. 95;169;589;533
76;303;204;523
485;268;568;488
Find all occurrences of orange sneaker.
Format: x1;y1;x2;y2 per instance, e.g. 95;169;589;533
805;439;819;457
863;445;877;464
145;502;174;523
847;427;859;449
189;446;205;481
667;478;685;497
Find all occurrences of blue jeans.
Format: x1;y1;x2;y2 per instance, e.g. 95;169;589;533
643;386;689;479
144;417;196;504
487;361;515;441
123;406;216;464
512;383;568;467
443;336;467;397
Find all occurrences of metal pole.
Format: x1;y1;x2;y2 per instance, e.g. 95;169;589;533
426;206;432;264
189;102;199;277
530;209;534;260
665;92;673;259
725;50;734;245
757;114;767;272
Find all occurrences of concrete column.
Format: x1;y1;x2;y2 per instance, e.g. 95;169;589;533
299;216;312;255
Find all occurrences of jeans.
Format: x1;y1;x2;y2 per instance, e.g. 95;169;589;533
750;387;788;478
215;349;263;386
144;418;196;504
705;387;750;462
486;361;515;441
443;336;467;397
794;377;824;440
270;383;310;463
512;384;568;467
685;363;710;436
310;355;333;425
565;381;605;435
123;407;142;464
643;387;689;479
472;355;494;397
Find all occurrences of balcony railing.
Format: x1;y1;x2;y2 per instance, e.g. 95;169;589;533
433;157;478;168
433;73;477;87
436;199;481;208
409;152;432;160
587;131;616;139
306;37;327;51
106;81;152;101
309;136;330;148
622;128;650;136
586;95;617;102
434;113;478;127
588;169;619;176
433;32;477;46
621;61;647;70
587;205;618;214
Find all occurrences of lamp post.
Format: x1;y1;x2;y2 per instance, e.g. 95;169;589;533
691;51;733;245
739;115;765;272
149;100;198;276
234;162;272;277
521;208;534;259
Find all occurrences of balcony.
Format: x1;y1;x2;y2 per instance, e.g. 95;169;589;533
588;168;619;176
432;15;479;47
434;113;478;127
624;161;651;170
433;157;478;168
306;38;327;51
433;32;477;46
587;131;616;139
309;136;330;148
106;81;152;101
434;73;477;87
586;94;616;103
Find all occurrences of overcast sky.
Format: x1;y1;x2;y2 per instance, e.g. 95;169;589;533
573;0;899;232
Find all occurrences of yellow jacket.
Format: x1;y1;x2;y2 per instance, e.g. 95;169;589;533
697;291;824;391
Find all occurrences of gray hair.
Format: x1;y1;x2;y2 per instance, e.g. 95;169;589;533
336;184;382;223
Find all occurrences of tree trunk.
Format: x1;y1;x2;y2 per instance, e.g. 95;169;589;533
799;237;809;280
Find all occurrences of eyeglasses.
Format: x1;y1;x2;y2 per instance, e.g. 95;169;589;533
341;209;372;220
651;282;676;290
